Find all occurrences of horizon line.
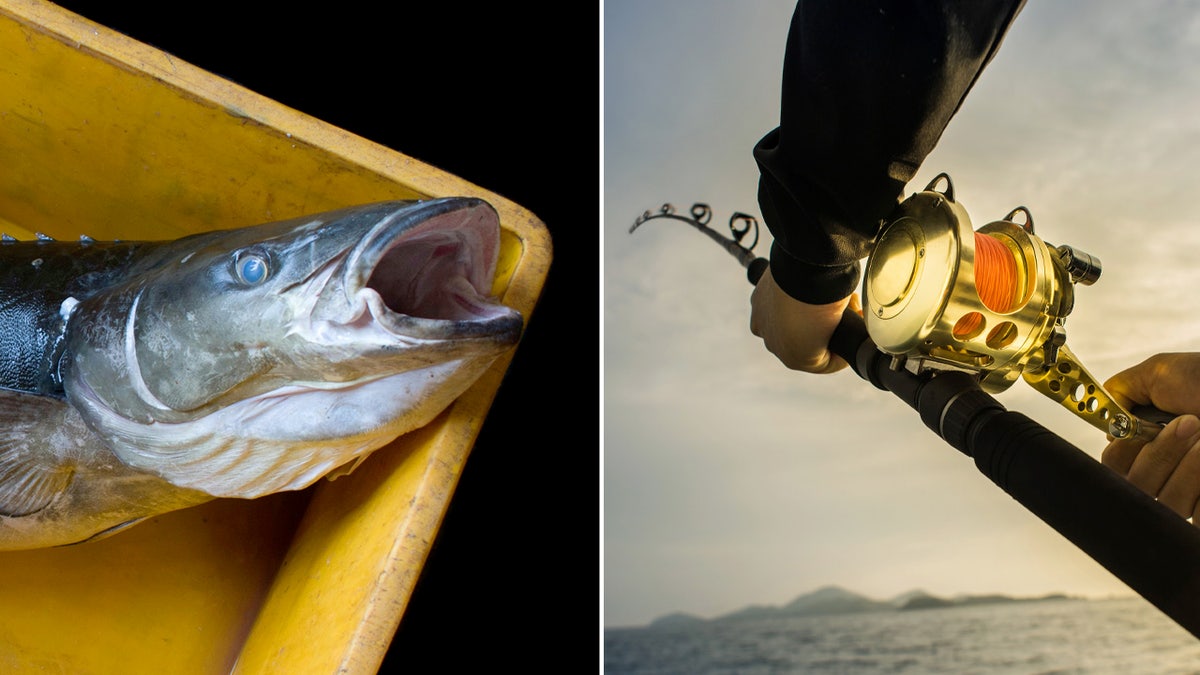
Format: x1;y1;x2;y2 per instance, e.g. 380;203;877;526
602;583;1140;630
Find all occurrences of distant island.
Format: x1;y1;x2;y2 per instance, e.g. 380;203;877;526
646;585;1078;628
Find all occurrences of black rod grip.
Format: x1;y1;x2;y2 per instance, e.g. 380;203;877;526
748;258;1200;637
972;411;1200;639
1132;404;1178;427
828;307;870;371
747;257;769;286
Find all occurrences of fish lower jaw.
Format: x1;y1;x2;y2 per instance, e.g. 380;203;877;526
82;356;494;499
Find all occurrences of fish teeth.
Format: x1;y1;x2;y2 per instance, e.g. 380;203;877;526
35;232;54;242
79;235;95;244
0;234;14;243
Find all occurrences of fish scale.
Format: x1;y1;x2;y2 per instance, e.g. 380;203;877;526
0;240;157;396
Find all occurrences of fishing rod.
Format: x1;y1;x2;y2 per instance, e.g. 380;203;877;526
632;173;1200;639
631;202;770;285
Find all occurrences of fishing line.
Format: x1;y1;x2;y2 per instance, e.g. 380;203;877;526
953;233;1023;339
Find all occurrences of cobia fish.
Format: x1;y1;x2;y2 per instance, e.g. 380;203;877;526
0;197;523;550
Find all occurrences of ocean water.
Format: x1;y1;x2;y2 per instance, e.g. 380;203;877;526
604;598;1200;674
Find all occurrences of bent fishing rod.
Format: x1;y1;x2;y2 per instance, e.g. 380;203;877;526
631;173;1200;639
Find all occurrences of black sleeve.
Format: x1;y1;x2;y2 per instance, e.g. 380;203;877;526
754;0;1027;304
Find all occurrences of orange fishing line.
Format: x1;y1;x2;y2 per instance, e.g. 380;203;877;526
975;233;1021;313
953;233;1021;339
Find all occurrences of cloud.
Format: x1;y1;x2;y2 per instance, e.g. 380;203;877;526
604;0;1200;628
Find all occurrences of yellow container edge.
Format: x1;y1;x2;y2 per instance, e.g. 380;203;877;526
0;1;553;673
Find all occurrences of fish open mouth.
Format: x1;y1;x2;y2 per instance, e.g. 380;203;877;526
344;198;523;343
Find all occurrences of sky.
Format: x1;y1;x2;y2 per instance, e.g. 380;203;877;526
603;0;1200;629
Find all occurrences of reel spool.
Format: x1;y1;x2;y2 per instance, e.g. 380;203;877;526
864;173;1147;440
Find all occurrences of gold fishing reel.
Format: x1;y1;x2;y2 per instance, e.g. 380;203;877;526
863;173;1155;441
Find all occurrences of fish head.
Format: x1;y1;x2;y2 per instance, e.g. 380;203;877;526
64;198;524;496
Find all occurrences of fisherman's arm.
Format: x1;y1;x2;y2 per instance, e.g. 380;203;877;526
1101;353;1200;522
750;0;1026;371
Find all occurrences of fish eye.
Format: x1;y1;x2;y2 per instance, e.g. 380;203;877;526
235;252;271;285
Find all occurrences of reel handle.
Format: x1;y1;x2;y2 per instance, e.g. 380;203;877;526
1131;405;1177;430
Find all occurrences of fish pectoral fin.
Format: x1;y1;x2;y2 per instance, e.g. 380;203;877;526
325;455;369;482
0;391;76;517
0;454;74;517
59;517;146;547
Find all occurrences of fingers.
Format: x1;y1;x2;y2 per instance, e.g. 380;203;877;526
1101;353;1200;523
749;268;850;373
1100;436;1142;477
1105;415;1200;520
1103;362;1149;412
1125;415;1200;494
847;293;863;317
749;274;764;337
804;347;847;375
748;267;776;339
1159;434;1200;521
1104;353;1200;419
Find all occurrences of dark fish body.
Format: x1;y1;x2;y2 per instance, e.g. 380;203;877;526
0;199;522;549
0;241;155;396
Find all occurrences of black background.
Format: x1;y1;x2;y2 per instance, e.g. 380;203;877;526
48;3;599;669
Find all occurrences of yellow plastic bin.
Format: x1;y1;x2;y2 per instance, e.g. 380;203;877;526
0;1;552;672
